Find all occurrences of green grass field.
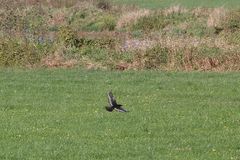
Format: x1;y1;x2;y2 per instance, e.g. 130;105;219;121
0;69;240;159
112;0;240;8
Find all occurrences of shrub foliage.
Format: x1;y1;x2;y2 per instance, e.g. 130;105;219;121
0;1;240;71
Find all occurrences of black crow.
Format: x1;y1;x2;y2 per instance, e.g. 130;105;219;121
105;91;128;112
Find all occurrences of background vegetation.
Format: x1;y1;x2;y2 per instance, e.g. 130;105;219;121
0;0;240;71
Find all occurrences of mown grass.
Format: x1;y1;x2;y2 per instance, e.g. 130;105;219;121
112;0;240;9
0;69;240;159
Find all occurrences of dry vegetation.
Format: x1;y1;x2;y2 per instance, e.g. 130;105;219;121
1;0;240;71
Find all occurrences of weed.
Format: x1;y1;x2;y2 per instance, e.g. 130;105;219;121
132;12;167;31
24;6;46;34
186;22;211;37
58;26;80;47
116;9;150;29
0;37;41;67
82;15;117;31
207;7;226;29
224;31;240;45
222;10;240;32
101;15;117;31
142;45;169;69
132;11;195;32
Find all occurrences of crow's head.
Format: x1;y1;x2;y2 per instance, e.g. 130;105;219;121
105;106;114;112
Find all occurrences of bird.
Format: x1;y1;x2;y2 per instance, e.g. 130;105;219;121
105;91;128;112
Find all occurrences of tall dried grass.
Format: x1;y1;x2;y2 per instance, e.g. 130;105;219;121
163;5;188;16
207;7;227;28
116;9;151;29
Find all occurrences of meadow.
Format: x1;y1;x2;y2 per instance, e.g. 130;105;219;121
0;69;240;159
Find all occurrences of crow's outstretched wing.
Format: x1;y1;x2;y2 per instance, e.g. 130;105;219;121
108;91;118;107
107;93;112;106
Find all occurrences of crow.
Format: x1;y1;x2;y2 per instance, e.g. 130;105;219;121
105;91;128;112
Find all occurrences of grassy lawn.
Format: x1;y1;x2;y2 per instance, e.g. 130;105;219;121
112;0;240;8
0;69;240;159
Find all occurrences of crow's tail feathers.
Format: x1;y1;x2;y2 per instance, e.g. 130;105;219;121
115;107;128;112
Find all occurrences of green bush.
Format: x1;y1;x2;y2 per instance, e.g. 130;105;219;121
218;10;240;45
68;10;87;26
57;26;117;49
82;15;116;31
0;7;46;34
102;15;116;31
0;37;41;67
142;45;169;69
196;45;222;58
68;10;91;31
24;7;46;33
132;12;195;32
222;31;240;45
80;37;117;50
0;9;24;32
222;10;240;32
186;22;212;37
58;26;80;47
165;12;195;25
132;12;167;31
66;4;116;31
80;46;109;62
